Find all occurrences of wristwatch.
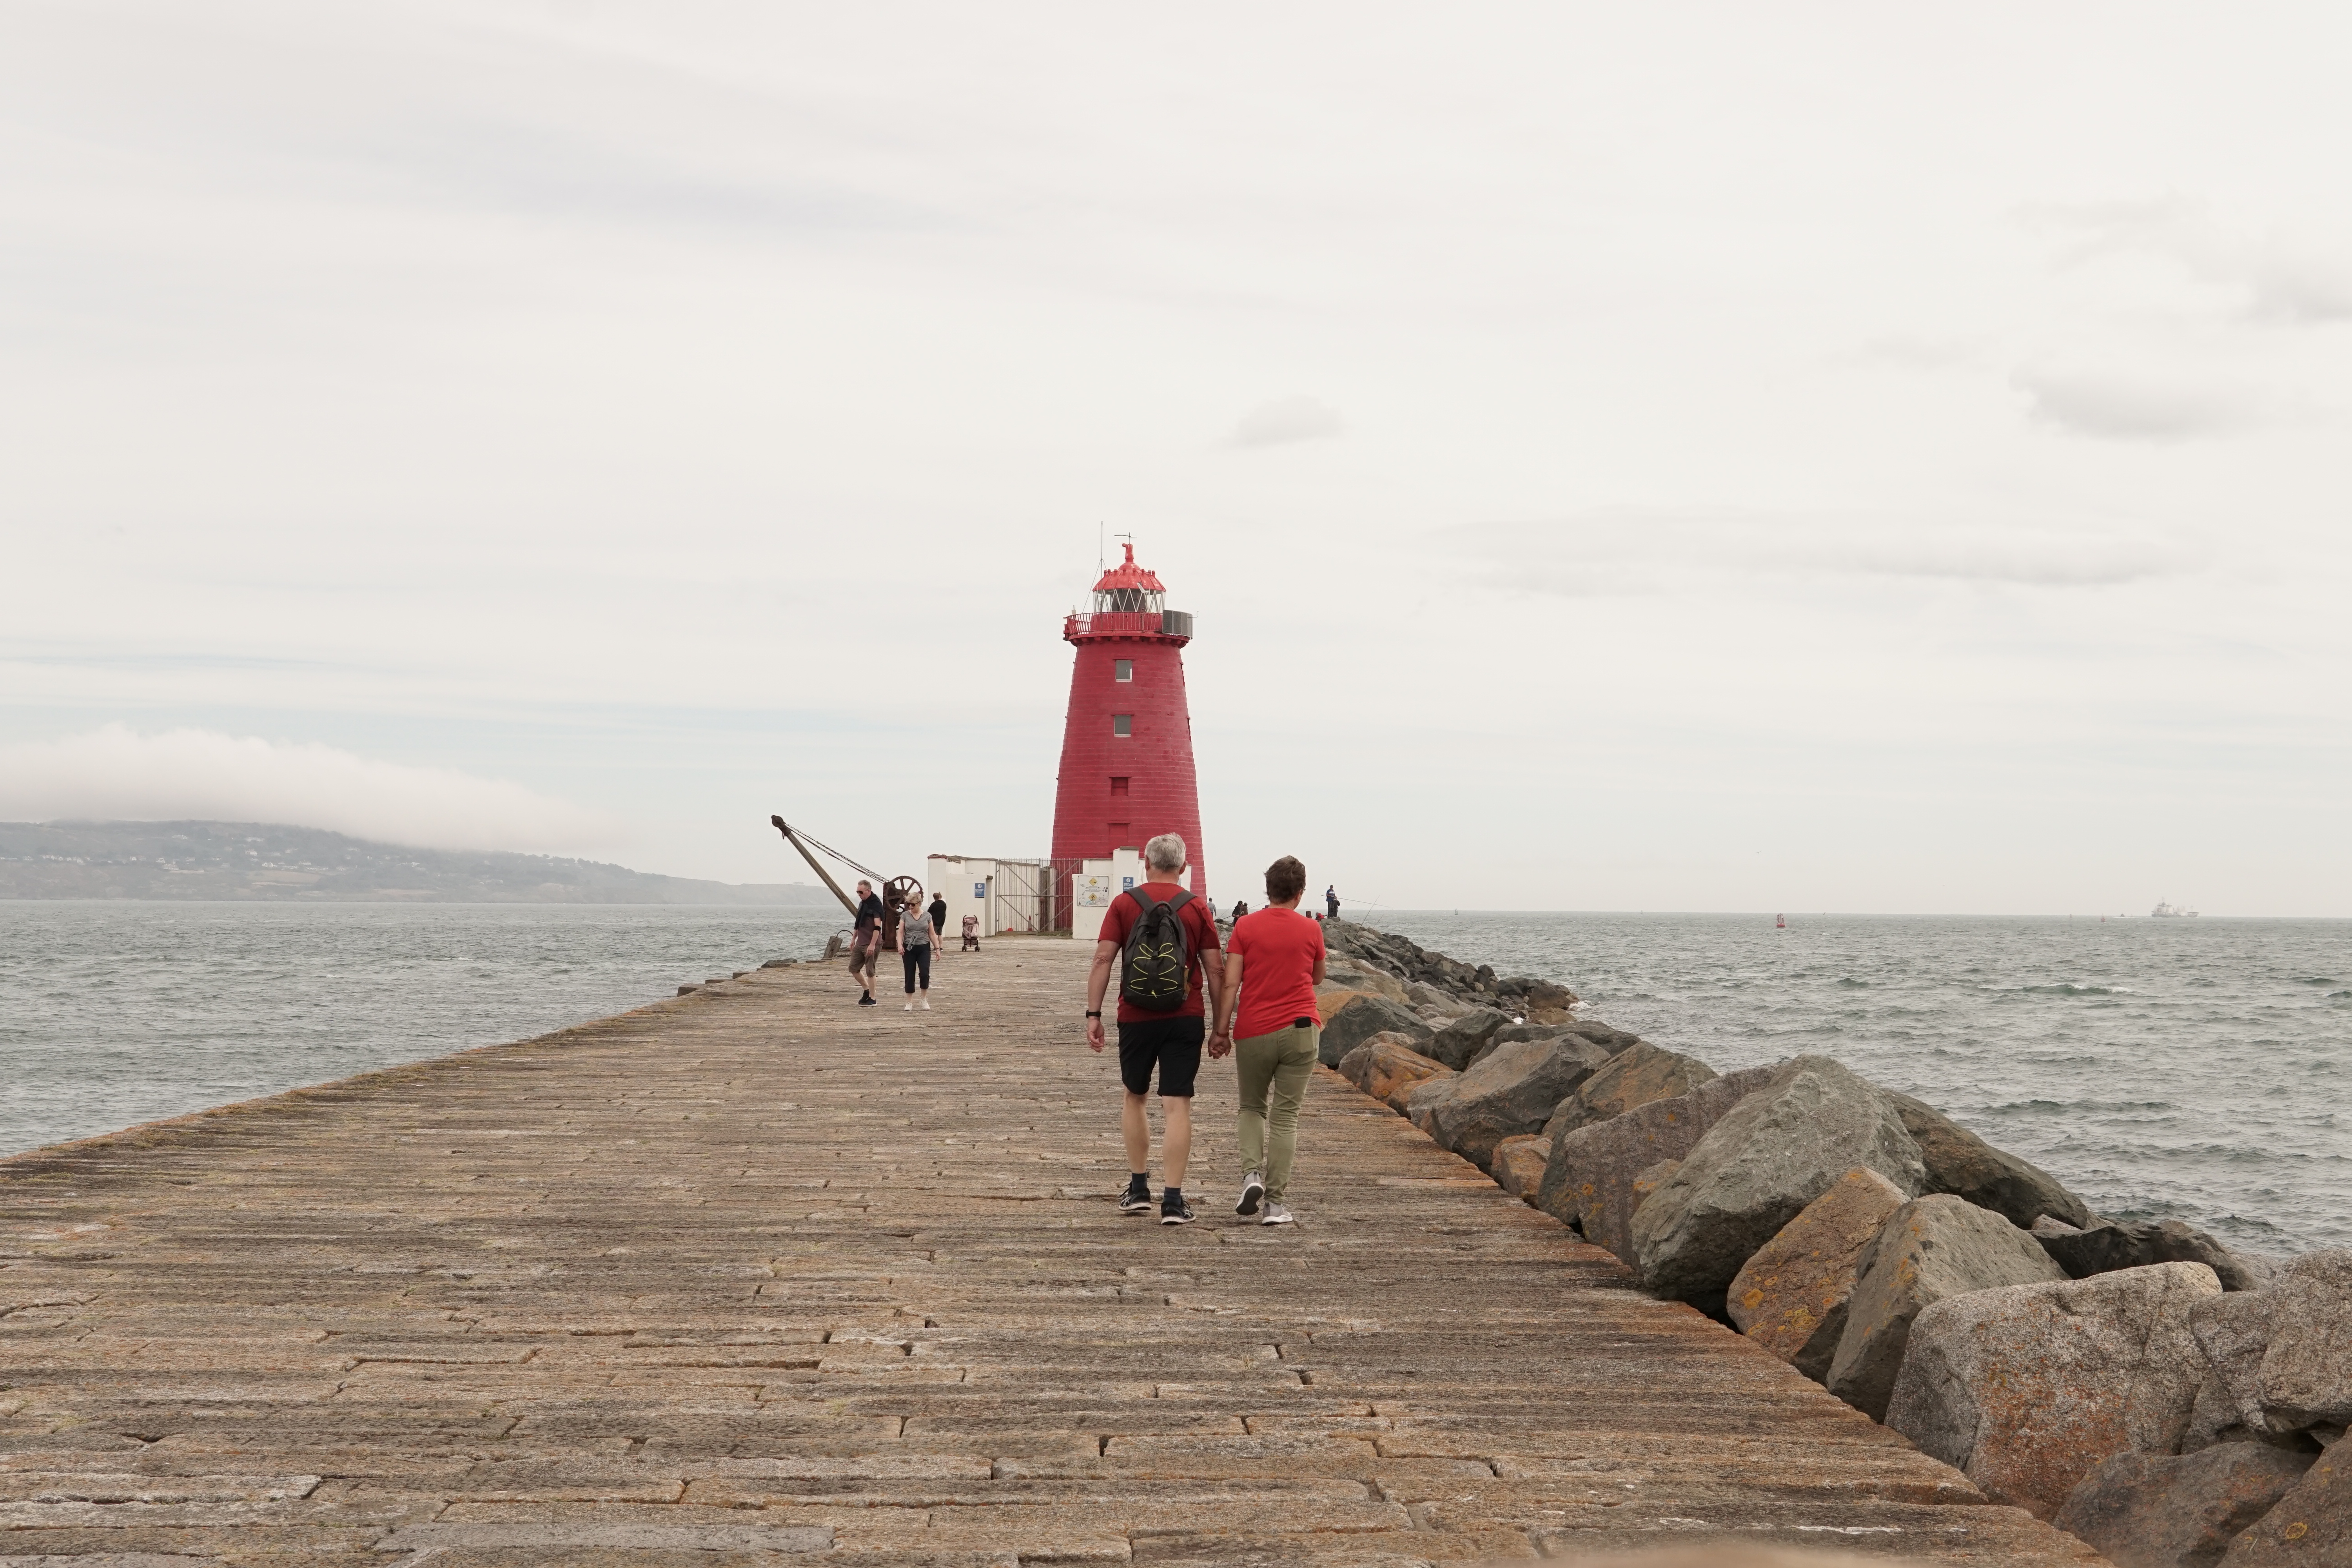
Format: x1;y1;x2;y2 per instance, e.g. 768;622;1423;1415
1085;1010;1102;1018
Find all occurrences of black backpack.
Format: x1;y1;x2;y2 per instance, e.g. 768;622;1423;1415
1118;887;1196;1012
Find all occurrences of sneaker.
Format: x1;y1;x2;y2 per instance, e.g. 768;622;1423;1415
1117;1179;1153;1214
1236;1171;1265;1217
1160;1189;1195;1226
903;1001;914;1011
1260;1202;1294;1226
857;994;876;1007
918;999;931;1011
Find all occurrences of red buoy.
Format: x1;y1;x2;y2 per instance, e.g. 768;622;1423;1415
1051;543;1206;911
1776;912;1786;928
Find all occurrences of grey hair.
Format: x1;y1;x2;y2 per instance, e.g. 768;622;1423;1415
1143;833;1187;874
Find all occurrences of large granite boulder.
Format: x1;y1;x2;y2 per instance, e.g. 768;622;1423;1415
2053;1444;2315;1568
1885;1261;2224;1519
1502;976;1577;1025
2042;1218;2272;1294
1426;1036;1613;1171
1422;1009;1512;1071
2190;1290;2281;1448
2218;1445;2352;1564
1490;1135;1550;1204
1317;993;1432;1068
1891;1092;2092;1230
1630;1055;1927;1303
1544;1041;1718;1139
1318;963;1410;1005
1827;1193;2068;1419
1404;1072;1461;1134
1533;1065;1776;1263
2183;1254;2352;1452
2250;1251;2352;1437
1563;1020;1644;1056
1338;1035;1453;1113
1728;1166;1907;1382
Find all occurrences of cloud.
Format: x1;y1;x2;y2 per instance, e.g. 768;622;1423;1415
2025;198;2352;326
1448;512;2187;595
1229;395;1345;448
2013;363;2255;442
0;726;621;852
2244;251;2352;325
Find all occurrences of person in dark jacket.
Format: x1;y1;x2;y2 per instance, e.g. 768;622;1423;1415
849;879;885;1006
928;893;949;942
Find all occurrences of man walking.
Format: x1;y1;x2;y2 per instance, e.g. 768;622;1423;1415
1212;857;1326;1226
927;891;949;947
849;878;885;1006
1085;833;1225;1225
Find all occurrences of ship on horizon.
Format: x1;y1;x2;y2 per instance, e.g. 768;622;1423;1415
2151;899;2200;918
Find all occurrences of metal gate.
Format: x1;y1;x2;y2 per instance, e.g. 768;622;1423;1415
990;858;1052;934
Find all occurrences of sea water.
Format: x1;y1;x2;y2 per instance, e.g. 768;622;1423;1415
0;902;842;1162
1369;911;2350;1256
2;903;2345;1257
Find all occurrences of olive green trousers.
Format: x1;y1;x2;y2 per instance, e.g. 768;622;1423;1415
1233;1022;1319;1201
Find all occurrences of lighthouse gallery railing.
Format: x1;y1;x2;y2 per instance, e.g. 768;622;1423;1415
1064;610;1192;639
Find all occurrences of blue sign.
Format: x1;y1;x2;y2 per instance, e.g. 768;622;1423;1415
1122;876;1136;891
973;882;987;900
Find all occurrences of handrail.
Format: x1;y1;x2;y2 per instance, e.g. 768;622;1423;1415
1065;610;1189;639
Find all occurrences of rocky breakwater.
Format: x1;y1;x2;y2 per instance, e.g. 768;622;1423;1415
1317;924;2352;1568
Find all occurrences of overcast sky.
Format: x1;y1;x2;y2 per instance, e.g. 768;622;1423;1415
4;3;2348;914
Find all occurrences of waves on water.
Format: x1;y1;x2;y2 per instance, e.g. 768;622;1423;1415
0;902;842;1161
1367;912;2351;1257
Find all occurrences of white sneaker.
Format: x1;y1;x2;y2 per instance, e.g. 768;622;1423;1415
1236;1171;1265;1217
903;1002;914;1011
919;998;931;1010
1261;1202;1294;1226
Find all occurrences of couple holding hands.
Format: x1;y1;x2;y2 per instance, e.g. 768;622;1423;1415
1084;835;1325;1228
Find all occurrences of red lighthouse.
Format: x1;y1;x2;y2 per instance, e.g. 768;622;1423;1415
1052;543;1205;904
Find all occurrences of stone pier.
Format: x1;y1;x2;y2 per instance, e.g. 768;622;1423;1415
0;939;2103;1564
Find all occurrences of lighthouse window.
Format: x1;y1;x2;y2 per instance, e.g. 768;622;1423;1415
1112;714;1132;737
1109;777;1129;796
1114;659;1133;682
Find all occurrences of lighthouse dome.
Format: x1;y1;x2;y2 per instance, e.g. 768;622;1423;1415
1091;543;1166;613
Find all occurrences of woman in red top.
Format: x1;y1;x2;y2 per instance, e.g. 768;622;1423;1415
1210;855;1326;1226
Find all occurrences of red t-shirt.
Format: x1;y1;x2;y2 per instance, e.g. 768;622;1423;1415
1098;885;1221;1025
1228;906;1326;1041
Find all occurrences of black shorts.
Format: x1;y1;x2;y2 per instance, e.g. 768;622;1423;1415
1117;1015;1203;1099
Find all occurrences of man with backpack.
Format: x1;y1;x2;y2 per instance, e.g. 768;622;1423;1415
1084;833;1225;1225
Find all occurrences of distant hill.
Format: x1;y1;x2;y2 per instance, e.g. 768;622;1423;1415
0;821;843;906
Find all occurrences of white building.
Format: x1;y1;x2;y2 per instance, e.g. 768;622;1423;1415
927;846;1187;942
925;855;1055;938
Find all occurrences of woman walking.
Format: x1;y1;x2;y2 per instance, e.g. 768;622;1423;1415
1209;855;1325;1226
900;889;936;1010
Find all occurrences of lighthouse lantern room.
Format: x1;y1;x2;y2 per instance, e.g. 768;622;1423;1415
1052;543;1204;937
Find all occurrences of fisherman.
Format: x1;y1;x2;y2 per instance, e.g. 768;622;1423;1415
849;878;885;1006
1084;833;1225;1225
1213;856;1325;1226
1325;884;1340;920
